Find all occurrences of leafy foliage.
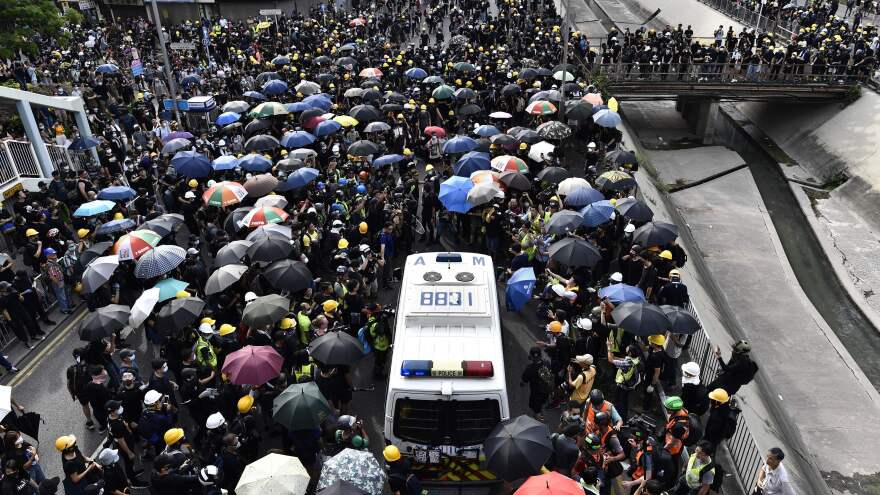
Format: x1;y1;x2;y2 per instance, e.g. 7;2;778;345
0;0;77;59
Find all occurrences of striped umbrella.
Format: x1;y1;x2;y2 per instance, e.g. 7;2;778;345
203;181;248;207
249;101;289;118
525;101;558;115
114;229;162;261
359;67;383;78
135;245;187;279
490;155;528;173
241;206;290;228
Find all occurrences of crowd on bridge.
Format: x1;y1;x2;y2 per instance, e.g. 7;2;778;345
0;0;800;494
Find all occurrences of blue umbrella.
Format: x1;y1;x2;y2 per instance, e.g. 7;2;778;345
285;167;319;190
454;152;491;176
404;67;428;79
262;79;288;96
68;136;101;151
74;200;116;217
506;267;536;311
474;124;501;137
564;187;605;207
443;135;478;154
372;154;404;169
314;120;342;137
212;155;240;171
303;94;333;111
153;278;190;302
593;109;622;128
96;64;119;74
281;131;316;148
580;200;616;227
180;74;202;86
598;283;646;304
97;186;136;201
243;91;267;100
286;102;313;113
171;150;212;178
215;112;241;125
96;218;136;235
439;176;474;213
239;154;273;172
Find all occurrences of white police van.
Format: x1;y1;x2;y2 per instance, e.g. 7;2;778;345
384;252;509;484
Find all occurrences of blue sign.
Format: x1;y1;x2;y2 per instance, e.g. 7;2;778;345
162;99;189;111
131;59;143;77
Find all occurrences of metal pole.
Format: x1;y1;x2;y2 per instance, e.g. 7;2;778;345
756;0;765;33
558;0;569;123
150;0;182;125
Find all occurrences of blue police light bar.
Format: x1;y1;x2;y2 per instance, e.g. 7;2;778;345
401;360;433;377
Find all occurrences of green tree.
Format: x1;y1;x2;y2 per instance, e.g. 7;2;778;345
0;0;79;60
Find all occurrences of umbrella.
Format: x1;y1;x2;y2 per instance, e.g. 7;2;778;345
284;167;319;190
490;155;528;173
239;154;274;172
243;91;267;101
359;68;383;78
247;234;293;263
553;70;576;82
611;301;670;336
343;87;364;98
423;126;446;138
458;103;482;116
599;283;646;303
287;102;313;113
564;187;604;207
557;177;591;196
606;149;639;169
528;141;556;163
349;104;381;122
96;63;119;73
583;93;604;105
273;382;333;431
97;186;136;201
264;260;313;292
432;85;456;100
130;287;160;328
153;278;189;302
236;453;310;495
141;217;175;237
318;481;364;495
223;345;285;385
275;158;304;173
348;140;379;157
595;170;636;191
161;138;192;155
215;240;254;266
157;296;206;332
501;84;522;96
67;136;101;151
314;120;342;136
318;449;386;495
241;206;289;227
114;229;161;261
223;101;250;113
245;135;281;153
262;79;288;96
333;116;359;128
514;472;584;495
180;74;201;86
565;101;596;120
661;306;701;335
449;34;469;46
364;121;391;133
244;174;280;198
203;181;248;207
206;264;248;295
308;331;365;366
467;182;504;207
580;200;616;227
439;176;474;213
80;304;129;341
249;101;289;119
525;100;557;115
443;135;478;154
593;109;622;128
404;67;428;79
545;210;584;235
247;225;292;240
80;241;113;267
216;112;241;126
372;154;404;169
336;56;358;69
489;111;513;119
633;221;678;247
484;415;552;481
535;166;570;184
423;75;444;85
171;150;212;178
221;122;243;135
73;200;115;217
96;218;135;236
272;55;291;66
537;121;572;140
491;134;518;147
242;294;290;327
499;171;531;191
135;245;187;279
474;124;501;137
549;237;601;267
505;268;537;311
81;255;119;294
244;119;273;138
282;131;316;148
616;197;654;222
295;80;322;95
518;130;543;145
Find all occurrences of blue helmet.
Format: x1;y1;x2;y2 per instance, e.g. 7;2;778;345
356;184;367;194
316;181;325;190
339;178;349;186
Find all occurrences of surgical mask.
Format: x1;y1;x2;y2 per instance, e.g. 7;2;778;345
14;437;23;447
116;406;124;415
161;363;168;373
234;440;241;449
75;356;81;364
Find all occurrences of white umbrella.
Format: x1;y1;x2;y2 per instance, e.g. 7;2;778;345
528;140;556;163
557;177;592;196
0;385;11;422
489;111;512;119
236;453;310;495
246;224;292;240
255;195;289;209
82;255;120;294
206;264;248;295
467;182;505;206
290;148;318;160
130;287;160;328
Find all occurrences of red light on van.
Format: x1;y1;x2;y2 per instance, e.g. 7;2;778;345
462;361;493;377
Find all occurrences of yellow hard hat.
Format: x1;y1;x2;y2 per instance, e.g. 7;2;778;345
708;388;730;404
448;110;455;116
237;395;254;413
279;318;294;330
164;428;185;446
74;282;83;294
113;212;124;220
548;321;563;333
609;198;618;206
200;317;216;326
323;299;339;312
359;222;368;234
403;148;413;156
77;228;90;238
188;179;198;188
176;290;190;299
659;250;673;260
25;228;38;237
669;269;682;278
519;143;528;150
428;97;435;104
218;323;236;336
338;238;349;249
383;445;401;462
420;104;427;110
425;164;434;172
55;435;76;452
648;334;666;346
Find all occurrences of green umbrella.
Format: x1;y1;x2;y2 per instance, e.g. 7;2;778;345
249;101;289;119
273;382;333;430
453;62;477;73
432;85;455;100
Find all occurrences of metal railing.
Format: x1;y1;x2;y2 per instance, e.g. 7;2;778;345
4;140;42;178
0;274;58;349
0;143;18;187
693;0;798;39
587;61;866;85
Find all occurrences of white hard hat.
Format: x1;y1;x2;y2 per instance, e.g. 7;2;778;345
624;223;636;234
184;191;196;199
682;361;701;384
143;390;162;405
206;412;226;430
244;291;258;302
198;322;214;334
575;317;592;331
551;284;565;297
610;272;623;283
587;142;596;149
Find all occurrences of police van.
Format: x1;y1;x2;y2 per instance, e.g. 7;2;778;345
384;252;509;484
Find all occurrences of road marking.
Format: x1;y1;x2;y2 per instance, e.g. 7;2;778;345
7;308;88;388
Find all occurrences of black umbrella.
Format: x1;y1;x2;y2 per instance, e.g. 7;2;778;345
520;68;539;80
313;55;332;65
141;217;175;237
263;259;313;292
616;197;654;222
483;415;553;481
545;210;583;235
275;158;305;172
80;241;113;267
606;150;639;169
247;234;293;263
223;207;255;236
384;91;406;103
490;134;517;147
516;129;542;144
157;296;206;333
473;138;491;152
300;108;324;123
507;126;528;136
536;166;570;184
80;304;130;341
565;101;596;120
316;73;336;84
548;237;601;267
458;103;482;116
349;104;381;122
499;171;531;191
360;79;382;89
501;84;522;96
348;140;379;157
361;89;382;102
245;134;281;153
215;239;254;266
611;301;670;336
661;305;701;335
380;103;403;113
335;56;358;69
242;294;290;327
633;221;678;247
308;331;365;366
256;71;281;84
221;122;243;135
244;119;272;137
535;68;553;77
455;88;477;100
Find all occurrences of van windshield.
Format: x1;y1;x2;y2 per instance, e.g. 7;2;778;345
393;398;500;446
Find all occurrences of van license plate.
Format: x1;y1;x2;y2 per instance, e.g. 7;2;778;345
413;449;442;464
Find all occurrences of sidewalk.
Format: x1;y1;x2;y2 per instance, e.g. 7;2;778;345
589;0;744;37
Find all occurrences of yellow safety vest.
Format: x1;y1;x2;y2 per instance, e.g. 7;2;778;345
685;453;713;489
294;363;314;382
194;337;217;369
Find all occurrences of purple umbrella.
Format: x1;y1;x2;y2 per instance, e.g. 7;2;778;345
162;131;194;143
221;345;284;385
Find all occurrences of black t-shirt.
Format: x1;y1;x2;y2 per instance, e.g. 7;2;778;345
1;473;32;495
109;417;136;449
63;452;100;485
102;462;129;493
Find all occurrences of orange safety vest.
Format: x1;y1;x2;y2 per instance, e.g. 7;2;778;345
631;444;652;480
585;401;610;433
664;410;689;456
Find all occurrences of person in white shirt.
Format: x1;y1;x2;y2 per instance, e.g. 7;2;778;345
755;447;796;495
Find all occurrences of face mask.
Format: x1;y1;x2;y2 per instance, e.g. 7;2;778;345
116;406;124;415
75;356;81;364
161;363;168;373
14;437;23;447
234;440;241;449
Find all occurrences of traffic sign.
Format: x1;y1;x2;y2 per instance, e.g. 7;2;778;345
169;42;197;51
259;8;282;15
163;99;189;111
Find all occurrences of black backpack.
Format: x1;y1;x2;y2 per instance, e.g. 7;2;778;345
684;413;704;446
537;363;555;393
66;362;90;398
698;461;725;493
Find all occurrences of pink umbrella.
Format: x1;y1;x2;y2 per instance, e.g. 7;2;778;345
583;93;604;106
221;345;284;385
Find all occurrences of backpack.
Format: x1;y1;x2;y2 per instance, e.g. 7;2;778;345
684;413;703;446
537;363;555;393
740;359;759;385
721;403;741;440
698;461;725;493
66;362;90;397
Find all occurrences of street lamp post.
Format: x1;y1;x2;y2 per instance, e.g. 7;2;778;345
558;0;570;123
149;0;183;125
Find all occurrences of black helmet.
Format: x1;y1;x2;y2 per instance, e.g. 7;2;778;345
583;433;601;450
589;389;604;407
595;411;611;426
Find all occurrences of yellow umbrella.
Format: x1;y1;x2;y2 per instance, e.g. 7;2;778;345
256;21;272;30
333;115;359;127
608;97;619;113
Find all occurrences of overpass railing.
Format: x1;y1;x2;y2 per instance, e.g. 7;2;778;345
693;0;798;40
585;61;865;85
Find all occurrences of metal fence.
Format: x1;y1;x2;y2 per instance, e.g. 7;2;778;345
4;140;42;178
587;61;867;85
694;0;797;39
0;143;18;187
0;274;57;349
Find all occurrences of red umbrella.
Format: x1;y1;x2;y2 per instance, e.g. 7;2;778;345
303;116;326;129
514;472;583;495
221;345;284;385
424;126;446;137
349;17;366;26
